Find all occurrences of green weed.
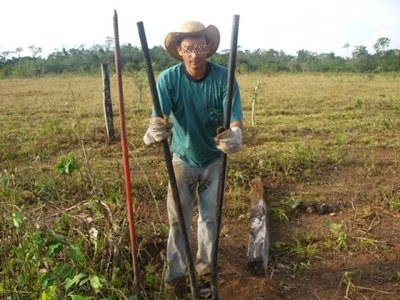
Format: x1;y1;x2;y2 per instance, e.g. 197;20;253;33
324;222;349;251
55;153;81;176
388;198;400;210
273;232;318;277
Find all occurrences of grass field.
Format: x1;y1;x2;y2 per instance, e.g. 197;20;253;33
1;73;399;299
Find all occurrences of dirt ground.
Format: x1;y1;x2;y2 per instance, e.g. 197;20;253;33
205;148;400;300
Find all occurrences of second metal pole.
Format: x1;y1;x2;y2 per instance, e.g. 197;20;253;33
211;14;240;300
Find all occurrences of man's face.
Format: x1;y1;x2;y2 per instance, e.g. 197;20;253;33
177;36;209;69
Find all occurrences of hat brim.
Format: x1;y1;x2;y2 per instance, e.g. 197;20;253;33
164;25;220;61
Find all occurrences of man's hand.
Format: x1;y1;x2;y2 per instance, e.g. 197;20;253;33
143;116;173;145
214;126;242;154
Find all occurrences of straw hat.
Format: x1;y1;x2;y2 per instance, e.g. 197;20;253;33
164;21;220;60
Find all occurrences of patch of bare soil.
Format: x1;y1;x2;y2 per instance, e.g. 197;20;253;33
214;148;400;300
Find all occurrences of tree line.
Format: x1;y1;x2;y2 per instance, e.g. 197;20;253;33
0;37;399;78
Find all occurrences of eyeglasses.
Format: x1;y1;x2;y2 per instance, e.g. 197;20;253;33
180;43;209;55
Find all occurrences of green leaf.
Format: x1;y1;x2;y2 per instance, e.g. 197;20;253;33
65;273;87;291
40;285;57;300
78;276;89;287
54;264;76;280
17;273;25;285
12;211;23;228
69;295;92;300
40;291;47;300
39;271;51;289
89;275;103;293
110;278;123;287
48;241;64;256
159;222;169;236
69;244;86;265
55;153;81;175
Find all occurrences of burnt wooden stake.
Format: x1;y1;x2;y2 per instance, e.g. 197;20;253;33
101;63;115;142
247;176;270;275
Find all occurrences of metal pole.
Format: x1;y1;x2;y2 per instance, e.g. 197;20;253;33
113;10;142;300
136;21;200;300
211;14;240;300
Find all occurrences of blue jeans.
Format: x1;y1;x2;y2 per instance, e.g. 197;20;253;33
165;154;221;283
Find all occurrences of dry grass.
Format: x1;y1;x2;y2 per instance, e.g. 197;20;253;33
1;73;399;299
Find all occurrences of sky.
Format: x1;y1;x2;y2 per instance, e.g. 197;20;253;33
1;0;399;58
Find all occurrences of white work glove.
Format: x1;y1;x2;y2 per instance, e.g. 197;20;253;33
214;126;242;154
143;116;173;145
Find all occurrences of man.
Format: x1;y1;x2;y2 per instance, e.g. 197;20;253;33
143;21;243;294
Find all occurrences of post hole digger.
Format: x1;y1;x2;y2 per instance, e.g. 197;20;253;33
137;22;200;300
138;17;243;299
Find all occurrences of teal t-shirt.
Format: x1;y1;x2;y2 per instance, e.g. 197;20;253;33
154;62;243;167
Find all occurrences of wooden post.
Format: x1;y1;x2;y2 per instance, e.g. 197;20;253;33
247;176;270;275
101;63;116;142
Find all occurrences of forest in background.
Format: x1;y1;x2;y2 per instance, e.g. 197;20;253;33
1;37;399;77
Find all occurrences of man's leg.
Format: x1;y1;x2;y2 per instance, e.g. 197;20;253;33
165;155;198;283
196;157;221;277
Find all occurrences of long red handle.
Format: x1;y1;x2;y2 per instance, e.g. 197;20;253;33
113;10;141;299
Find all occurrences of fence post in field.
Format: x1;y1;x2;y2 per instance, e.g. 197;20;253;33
101;63;116;142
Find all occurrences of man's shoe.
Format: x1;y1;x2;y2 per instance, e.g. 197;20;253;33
198;276;212;300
